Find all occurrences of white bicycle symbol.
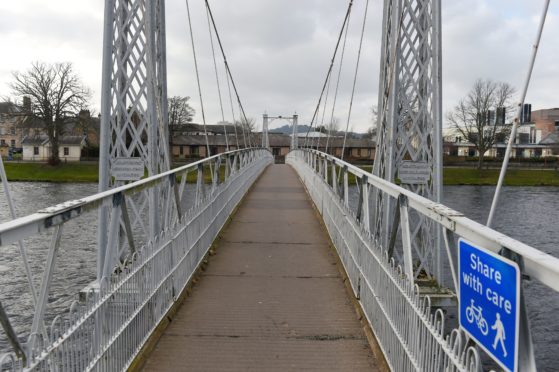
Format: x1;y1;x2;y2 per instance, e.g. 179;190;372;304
465;299;489;336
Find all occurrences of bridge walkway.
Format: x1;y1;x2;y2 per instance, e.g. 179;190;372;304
141;164;382;371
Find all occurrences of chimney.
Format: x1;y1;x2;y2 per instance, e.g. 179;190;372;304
22;96;31;113
79;109;91;119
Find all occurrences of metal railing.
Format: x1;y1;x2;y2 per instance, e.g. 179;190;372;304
0;148;273;371
287;149;559;371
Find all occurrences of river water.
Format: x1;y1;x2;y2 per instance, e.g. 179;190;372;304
0;182;558;369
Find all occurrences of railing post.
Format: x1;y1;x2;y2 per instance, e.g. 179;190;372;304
196;163;204;205
120;194;136;255
398;195;414;281
29;225;64;347
362;176;370;230
170;173;183;222
343;165;349;207
331;161;337;194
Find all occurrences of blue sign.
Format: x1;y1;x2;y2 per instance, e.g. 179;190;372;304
458;239;520;372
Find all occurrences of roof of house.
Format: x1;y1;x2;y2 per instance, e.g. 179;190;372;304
22;135;86;146
540;132;559;145
171;133;375;149
171;123;238;136
0;102;22;115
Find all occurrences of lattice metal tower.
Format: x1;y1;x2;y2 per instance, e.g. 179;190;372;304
97;0;170;280
373;0;443;281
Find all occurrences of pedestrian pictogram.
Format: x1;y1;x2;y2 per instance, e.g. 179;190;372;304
458;239;520;372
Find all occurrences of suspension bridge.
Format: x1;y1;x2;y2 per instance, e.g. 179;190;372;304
1;0;559;371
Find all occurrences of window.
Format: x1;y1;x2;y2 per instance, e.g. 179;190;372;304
0;139;5;146
179;146;184;155
34;146;39;155
10;127;16;135
10;140;15;148
190;146;199;155
63;147;69;156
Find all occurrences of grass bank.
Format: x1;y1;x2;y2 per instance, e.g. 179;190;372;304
350;166;559;186
4;163;99;183
443;168;559;186
3;162;559;186
3;162;224;184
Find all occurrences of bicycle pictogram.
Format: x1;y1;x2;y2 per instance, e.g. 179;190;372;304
465;299;489;336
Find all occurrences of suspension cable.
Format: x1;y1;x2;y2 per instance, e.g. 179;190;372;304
316;70;333;150
325;10;352;154
303;0;354;148
226;71;242;148
341;0;369;162
185;0;213;164
205;5;230;151
205;0;253;147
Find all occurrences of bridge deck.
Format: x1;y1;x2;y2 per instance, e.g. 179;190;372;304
141;164;381;371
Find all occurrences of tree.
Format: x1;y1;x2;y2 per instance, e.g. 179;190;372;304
234;117;256;147
367;105;378;139
447;79;515;169
168;96;195;127
11;62;90;164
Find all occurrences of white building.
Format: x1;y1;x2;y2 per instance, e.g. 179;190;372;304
22;135;86;161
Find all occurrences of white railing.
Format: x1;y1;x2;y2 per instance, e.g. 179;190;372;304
287;149;559;372
0;148;273;371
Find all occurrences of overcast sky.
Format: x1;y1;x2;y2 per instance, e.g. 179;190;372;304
0;0;557;133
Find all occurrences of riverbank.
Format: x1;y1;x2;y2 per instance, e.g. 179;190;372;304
3;162;559;186
3;163;99;183
2;162;222;183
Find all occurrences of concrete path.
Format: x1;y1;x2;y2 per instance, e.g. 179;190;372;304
142;164;380;371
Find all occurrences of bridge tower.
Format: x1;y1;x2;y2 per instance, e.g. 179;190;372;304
97;0;170;280
262;114;270;149
373;0;443;281
291;114;299;150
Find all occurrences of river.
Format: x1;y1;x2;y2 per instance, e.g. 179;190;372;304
0;182;558;370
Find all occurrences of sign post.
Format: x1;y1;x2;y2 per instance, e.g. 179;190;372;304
458;239;520;372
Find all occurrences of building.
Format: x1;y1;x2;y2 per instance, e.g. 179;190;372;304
531;108;559;138
443;106;559;159
0;101;27;149
170;125;375;162
22;135;86;161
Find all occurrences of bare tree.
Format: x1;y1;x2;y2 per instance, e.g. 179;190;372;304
11;62;90;164
326;117;339;136
168;96;195;128
447;79;515;169
367;105;378;138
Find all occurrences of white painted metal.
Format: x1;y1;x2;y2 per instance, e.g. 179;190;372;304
0;149;272;371
374;0;443;282
288;149;559;370
291;114;299;150
262;114;270;149
98;0;170;282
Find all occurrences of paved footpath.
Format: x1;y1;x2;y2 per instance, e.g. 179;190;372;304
142;164;381;371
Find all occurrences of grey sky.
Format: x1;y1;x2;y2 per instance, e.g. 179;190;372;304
0;0;557;133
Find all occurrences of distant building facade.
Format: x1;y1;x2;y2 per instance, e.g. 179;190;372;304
22;135;86;162
170;124;375;162
444;107;559;159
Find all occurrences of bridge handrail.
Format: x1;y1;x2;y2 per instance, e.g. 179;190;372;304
0;148;268;247
0;147;273;370
296;149;559;292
